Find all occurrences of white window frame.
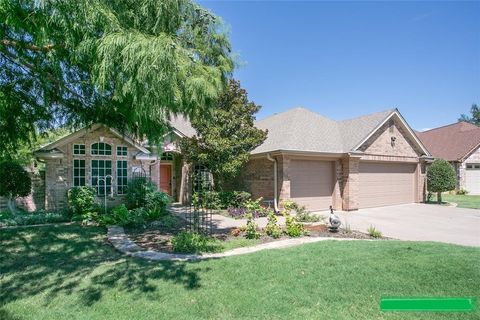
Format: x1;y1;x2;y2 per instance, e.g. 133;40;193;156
91;142;112;156
116;145;128;157
73;144;86;156
73;159;86;187
117;160;128;194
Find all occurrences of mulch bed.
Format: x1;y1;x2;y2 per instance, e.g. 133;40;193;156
125;218;387;253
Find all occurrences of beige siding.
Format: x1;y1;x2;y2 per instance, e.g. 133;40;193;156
290;160;334;211
359;162;416;208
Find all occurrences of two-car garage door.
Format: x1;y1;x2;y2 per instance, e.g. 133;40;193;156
288;159;417;211
359;162;416;208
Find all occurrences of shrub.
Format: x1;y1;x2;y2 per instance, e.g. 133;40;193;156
68;186;97;216
227;207;246;219
0;161;32;214
244;197;267;218
126;177;157;208
456;189;468;195
295;206;321;223
145;191;171;215
265;211;282;239
244;214;260;239
230;227;242;237
427;159;456;203
367;225;382;238
155;214;181;231
284;214;304;237
0;210;70;227
199;191;252;209
111;204;130;225
171;231;216;253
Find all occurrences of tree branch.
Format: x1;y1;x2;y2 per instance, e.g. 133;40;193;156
1;39;63;52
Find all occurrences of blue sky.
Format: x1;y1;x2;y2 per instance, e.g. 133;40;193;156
199;0;480;131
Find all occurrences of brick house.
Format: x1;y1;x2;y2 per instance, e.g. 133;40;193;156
417;121;480;194
32;107;431;212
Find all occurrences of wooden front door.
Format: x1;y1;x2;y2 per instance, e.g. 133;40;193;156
159;165;172;195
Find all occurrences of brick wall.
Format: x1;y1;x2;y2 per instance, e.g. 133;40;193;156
341;157;360;211
235;157;274;201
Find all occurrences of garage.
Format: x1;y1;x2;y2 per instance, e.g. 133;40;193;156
290;160;334;211
465;163;480;195
359;162;416;208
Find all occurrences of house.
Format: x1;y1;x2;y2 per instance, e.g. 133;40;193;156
33;107;431;212
417;121;480;195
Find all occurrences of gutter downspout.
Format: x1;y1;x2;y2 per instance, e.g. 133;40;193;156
266;153;280;213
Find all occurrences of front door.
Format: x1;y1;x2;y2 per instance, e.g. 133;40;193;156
159;165;172;195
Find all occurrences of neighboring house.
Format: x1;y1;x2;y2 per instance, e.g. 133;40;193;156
33;107;431;212
417;121;480;195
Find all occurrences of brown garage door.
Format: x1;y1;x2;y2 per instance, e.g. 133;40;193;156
290;160;334;211
359;162;416;208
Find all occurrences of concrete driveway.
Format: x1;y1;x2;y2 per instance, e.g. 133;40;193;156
336;204;480;247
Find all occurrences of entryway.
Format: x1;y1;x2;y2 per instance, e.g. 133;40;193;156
159;164;172;195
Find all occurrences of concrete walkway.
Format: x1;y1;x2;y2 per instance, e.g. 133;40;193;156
336;203;480;247
107;226;365;261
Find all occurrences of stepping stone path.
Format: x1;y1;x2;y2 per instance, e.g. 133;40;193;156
107;225;366;261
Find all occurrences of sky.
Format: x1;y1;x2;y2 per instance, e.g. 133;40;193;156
199;0;480;131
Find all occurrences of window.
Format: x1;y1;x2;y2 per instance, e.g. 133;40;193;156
117;160;128;194
91;142;112;156
91;160;112;195
117;146;128;157
73;159;86;186
73;144;85;155
161;152;174;161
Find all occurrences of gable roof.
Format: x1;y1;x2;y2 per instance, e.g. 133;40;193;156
168;115;196;137
35;124;150;156
417;121;480;161
251;107;429;156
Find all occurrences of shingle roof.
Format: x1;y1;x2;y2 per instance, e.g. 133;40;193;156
417;121;480;161
251;107;395;154
169;115;196;137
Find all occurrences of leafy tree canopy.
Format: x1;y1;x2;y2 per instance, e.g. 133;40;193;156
180;80;267;190
427;159;456;203
459;104;480;126
0;0;233;154
0;161;32;213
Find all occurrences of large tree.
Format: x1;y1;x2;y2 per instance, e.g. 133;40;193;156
459;104;480;126
0;0;233;153
180;80;267;190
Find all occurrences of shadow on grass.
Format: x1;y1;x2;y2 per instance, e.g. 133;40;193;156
0;225;203;307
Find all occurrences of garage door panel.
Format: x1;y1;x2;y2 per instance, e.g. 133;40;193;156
359;162;416;208
466;166;480;195
290;160;334;211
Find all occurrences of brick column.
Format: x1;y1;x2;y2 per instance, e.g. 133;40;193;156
341;157;359;211
277;155;290;207
332;160;343;210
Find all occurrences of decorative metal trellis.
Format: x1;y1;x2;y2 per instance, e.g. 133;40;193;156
185;165;213;235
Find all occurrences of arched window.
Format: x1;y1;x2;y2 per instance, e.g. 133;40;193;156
91;142;112;156
161;152;174;161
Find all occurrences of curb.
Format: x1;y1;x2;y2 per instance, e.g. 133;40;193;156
107;225;368;262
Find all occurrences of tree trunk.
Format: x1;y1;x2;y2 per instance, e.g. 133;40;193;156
7;196;17;215
437;192;442;203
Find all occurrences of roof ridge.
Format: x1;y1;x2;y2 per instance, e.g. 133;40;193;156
339;108;396;123
419;120;479;134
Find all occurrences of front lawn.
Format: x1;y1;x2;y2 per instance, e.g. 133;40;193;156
1;225;479;319
429;194;480;209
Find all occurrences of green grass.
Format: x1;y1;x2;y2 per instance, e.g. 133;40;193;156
1;225;479;320
429;194;480;209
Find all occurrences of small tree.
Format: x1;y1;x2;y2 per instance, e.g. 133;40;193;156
180;80;267;190
0;161;32;213
427;159;456;203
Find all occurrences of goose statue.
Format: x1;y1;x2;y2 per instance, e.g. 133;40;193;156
329;206;341;231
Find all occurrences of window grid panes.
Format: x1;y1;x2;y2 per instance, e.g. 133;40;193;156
73;159;86;187
117;146;128;157
161;152;174;161
73;144;86;155
117;160;128;194
91;160;112;195
91;142;112;156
